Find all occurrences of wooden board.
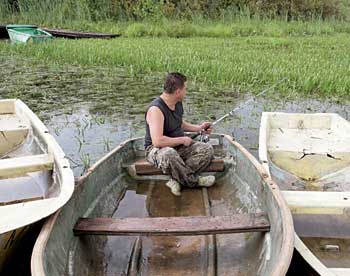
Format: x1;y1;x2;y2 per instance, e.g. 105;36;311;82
0;154;53;178
74;213;269;236
0;99;15;114
134;158;225;175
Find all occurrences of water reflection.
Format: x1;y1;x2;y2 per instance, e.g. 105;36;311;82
1;55;349;176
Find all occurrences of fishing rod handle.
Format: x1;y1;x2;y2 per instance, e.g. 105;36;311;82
190;124;211;139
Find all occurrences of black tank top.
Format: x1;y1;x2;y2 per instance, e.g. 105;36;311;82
144;97;184;148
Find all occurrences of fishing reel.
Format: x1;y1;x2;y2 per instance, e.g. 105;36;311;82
190;130;210;143
199;131;210;143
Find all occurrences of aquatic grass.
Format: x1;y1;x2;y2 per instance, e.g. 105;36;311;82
103;137;112;152
75;135;83;152
1;34;349;98
80;152;91;173
88;19;350;38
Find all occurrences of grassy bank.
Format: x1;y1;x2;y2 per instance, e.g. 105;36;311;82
1;18;350;38
122;19;350;38
1;34;349;99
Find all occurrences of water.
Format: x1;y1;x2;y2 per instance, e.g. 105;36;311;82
1;56;348;176
1;55;349;275
79;172;265;275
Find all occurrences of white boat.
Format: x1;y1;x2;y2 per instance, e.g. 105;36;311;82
0;99;74;271
259;112;350;276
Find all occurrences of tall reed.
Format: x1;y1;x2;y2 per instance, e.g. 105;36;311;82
1;0;349;26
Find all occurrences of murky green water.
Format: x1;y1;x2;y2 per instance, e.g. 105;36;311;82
1;55;349;177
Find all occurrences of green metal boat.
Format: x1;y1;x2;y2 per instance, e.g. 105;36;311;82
31;134;294;276
6;25;53;43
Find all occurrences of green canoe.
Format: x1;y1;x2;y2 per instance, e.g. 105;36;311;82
6;25;53;43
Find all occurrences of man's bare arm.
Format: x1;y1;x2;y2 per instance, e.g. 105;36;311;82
182;121;202;132
147;106;191;148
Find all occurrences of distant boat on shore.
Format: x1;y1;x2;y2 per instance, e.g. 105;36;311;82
6;25;53;43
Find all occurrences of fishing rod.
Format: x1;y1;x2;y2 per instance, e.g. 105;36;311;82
191;78;287;141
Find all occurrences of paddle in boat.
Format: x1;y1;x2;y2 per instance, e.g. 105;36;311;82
259;112;350;276
0;99;74;271
31;134;294;276
6;25;53;43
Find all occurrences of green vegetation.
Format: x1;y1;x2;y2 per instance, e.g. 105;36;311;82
1;0;350;38
122;19;350;38
1;0;350;24
1;34;349;98
1;1;349;99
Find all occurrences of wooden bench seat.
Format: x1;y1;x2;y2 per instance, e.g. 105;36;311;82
73;213;269;236
0;154;53;178
134;158;225;175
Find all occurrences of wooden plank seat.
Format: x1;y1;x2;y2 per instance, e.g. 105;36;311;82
73;213;269;236
0;154;53;178
134;158;225;175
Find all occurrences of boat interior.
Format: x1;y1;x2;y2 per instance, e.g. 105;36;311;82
0;100;58;206
263;113;350;191
37;135;291;276
294;212;350;274
260;112;350;274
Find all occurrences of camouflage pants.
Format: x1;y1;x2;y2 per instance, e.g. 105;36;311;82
146;142;214;188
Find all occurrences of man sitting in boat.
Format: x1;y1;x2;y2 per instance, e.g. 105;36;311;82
145;72;216;196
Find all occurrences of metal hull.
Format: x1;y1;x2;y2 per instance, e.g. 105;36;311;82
32;135;294;276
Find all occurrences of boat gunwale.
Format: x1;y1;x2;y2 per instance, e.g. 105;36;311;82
6;24;37;29
227;135;294;276
31;134;294;276
6;28;53;37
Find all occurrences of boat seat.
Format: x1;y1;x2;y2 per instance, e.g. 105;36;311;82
133;158;225;175
0;154;53;178
73;213;269;236
0;112;30;155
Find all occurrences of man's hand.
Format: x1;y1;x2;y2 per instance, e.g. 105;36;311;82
182;136;193;146
199;122;212;134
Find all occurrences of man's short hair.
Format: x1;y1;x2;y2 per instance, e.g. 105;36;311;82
163;72;187;94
